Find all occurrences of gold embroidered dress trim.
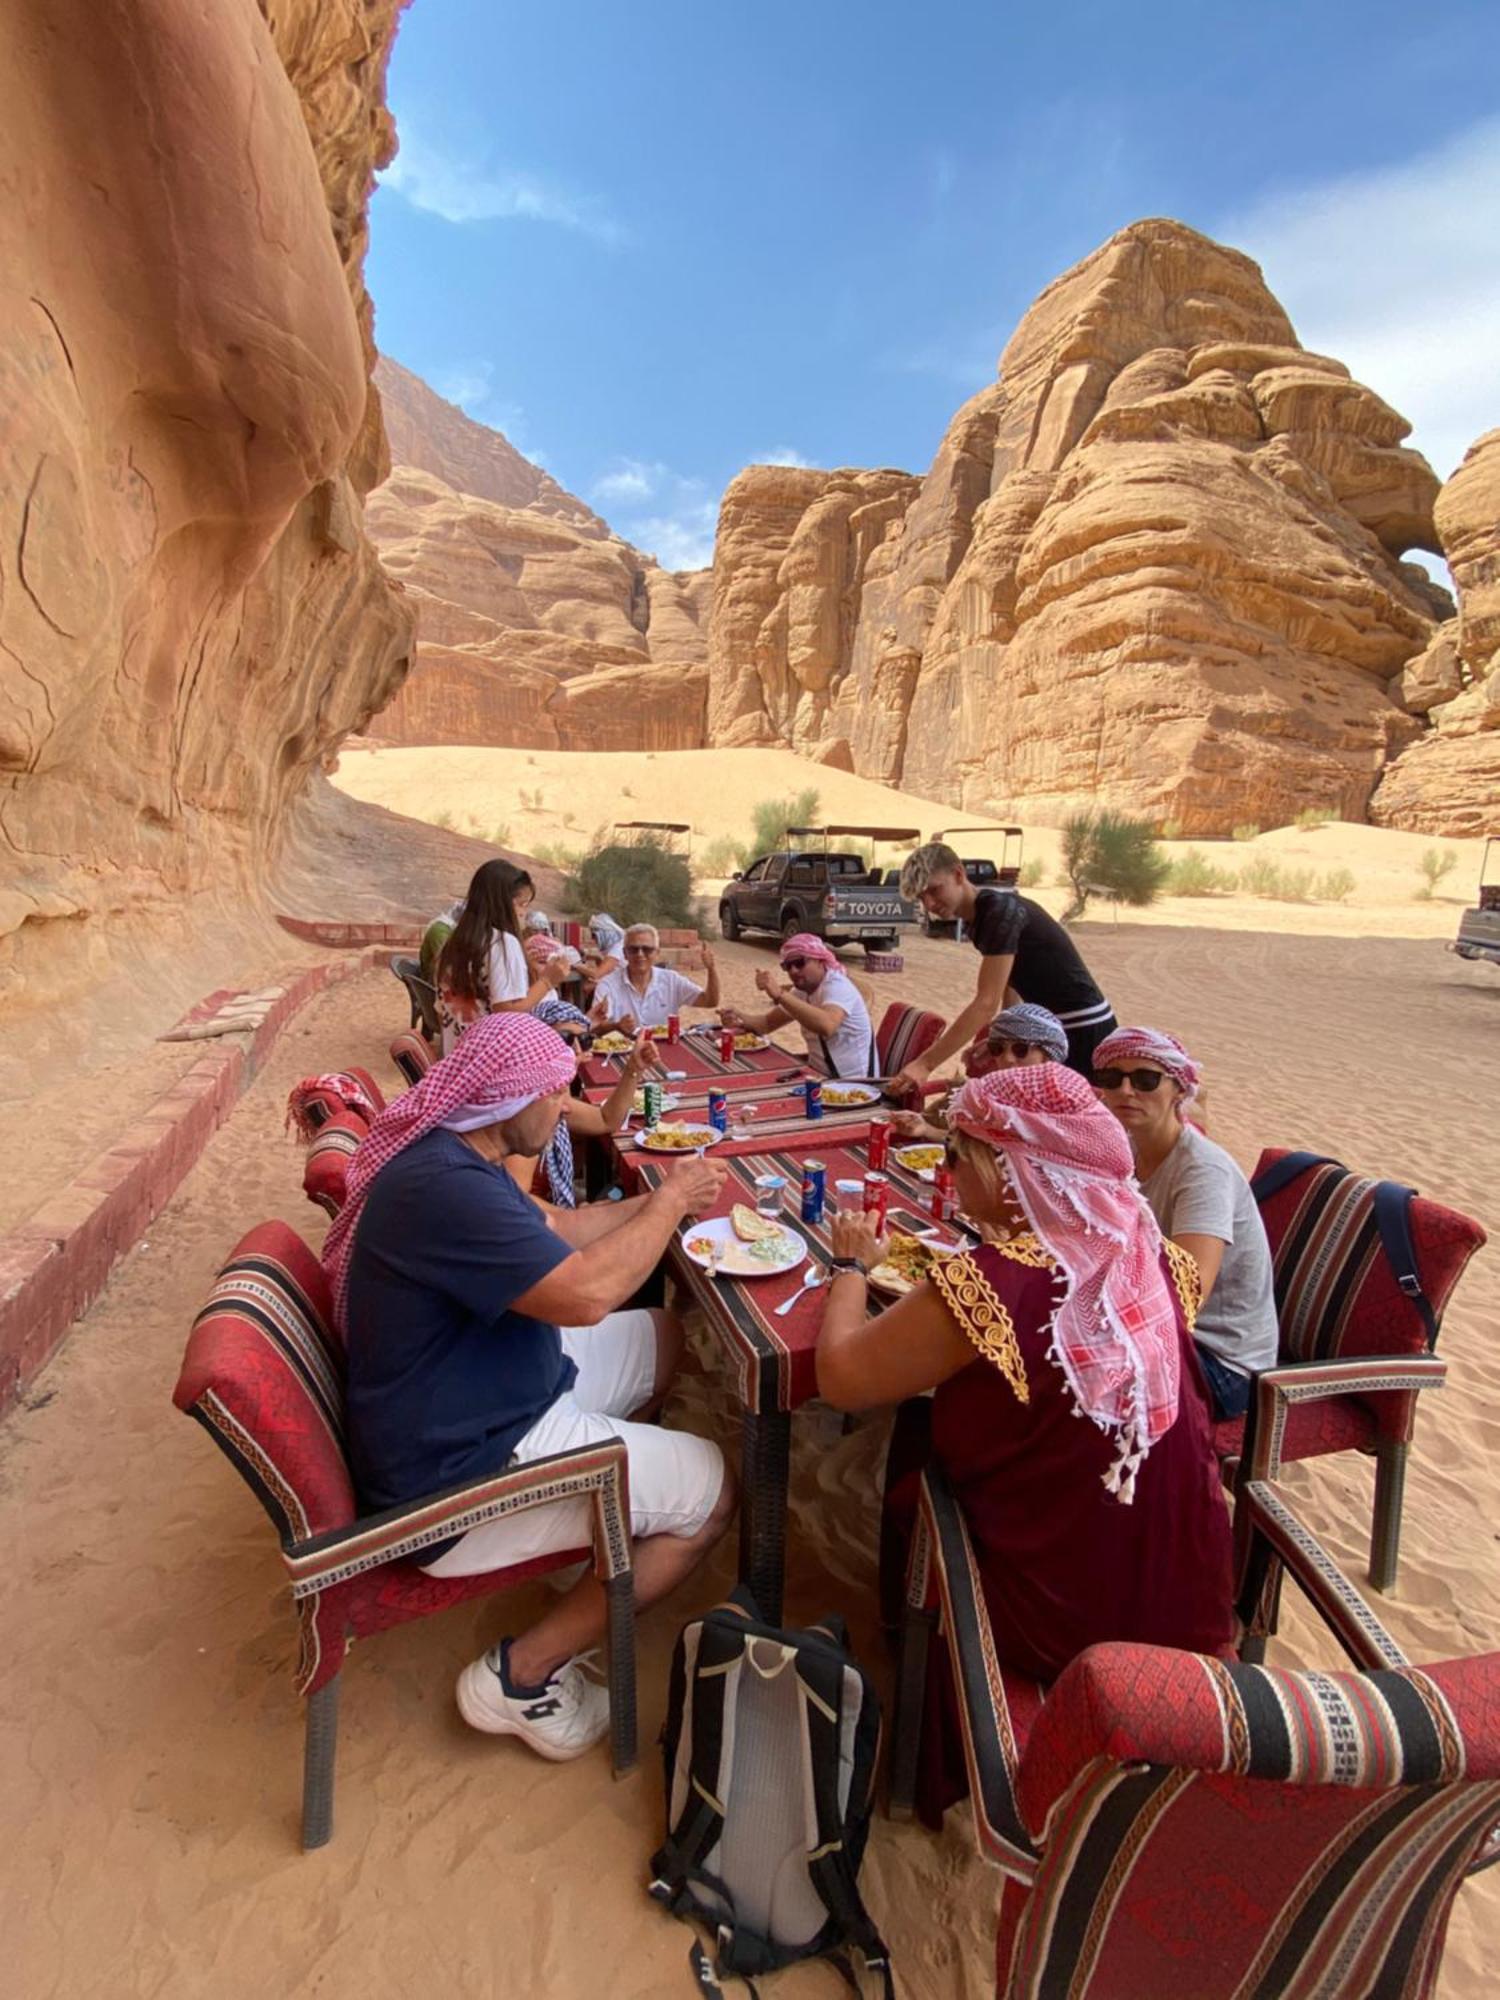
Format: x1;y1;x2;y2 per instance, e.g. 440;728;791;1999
1164;1240;1202;1330
930;1249;1034;1403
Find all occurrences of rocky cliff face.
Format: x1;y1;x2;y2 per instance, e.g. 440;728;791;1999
1370;430;1500;835
1;0;414;1000
363;361;711;750
707;219;1450;832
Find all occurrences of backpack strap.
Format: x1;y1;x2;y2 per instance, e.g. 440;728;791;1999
1249;1150;1341;1205
1371;1179;1438;1346
797;1648;895;1999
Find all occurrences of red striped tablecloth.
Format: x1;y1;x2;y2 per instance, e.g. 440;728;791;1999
633;1138;947;1415
579;1029;801;1091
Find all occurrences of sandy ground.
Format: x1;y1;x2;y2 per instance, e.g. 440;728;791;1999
332;743;1494;943
3;925;1497;1998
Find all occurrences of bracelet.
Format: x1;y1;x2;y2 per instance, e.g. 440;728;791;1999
829;1257;868;1277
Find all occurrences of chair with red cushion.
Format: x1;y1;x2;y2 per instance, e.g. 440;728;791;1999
1217;1148;1486;1592
302;1112;367;1217
172;1222;636;1849
889;1445;1500;1999
874;1002;949;1108
288;1067;386;1135
389;1030;434;1089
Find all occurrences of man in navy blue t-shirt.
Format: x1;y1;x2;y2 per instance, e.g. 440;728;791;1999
343;1022;734;1762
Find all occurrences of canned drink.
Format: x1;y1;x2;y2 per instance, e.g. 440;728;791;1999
930;1166;956;1224
800;1159;827;1225
642;1080;663;1128
866;1114;891;1170
707;1088;728;1134
667;1012;681;1043
862;1172;889;1232
804;1077;824;1120
719;1027;736;1064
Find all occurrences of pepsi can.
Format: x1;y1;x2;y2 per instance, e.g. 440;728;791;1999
707;1087;728;1134
804;1077;824;1120
800;1159;827;1225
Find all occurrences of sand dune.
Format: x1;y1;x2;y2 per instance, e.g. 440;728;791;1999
2;914;1496;1995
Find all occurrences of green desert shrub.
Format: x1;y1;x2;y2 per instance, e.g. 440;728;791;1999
1294;806;1331;830
1315;867;1356;903
1239;858;1314;901
1232;821;1261;843
749;787;822;858
697;833;750;878
431;808;455;831
1017;858;1046;888
1164;849;1236;896
1415;847;1458;899
1060;811;1170;920
563;836;697;932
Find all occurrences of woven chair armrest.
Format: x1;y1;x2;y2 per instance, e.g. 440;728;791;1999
1235;1480;1408;1672
1240;1355;1446;1484
917;1463;1037;1871
281;1439;632;1597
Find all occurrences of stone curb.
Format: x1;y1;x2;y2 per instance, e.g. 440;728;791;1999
0;946;389;1419
277;915;422;949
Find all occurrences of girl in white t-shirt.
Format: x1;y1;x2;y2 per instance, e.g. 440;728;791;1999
436;860;567;1054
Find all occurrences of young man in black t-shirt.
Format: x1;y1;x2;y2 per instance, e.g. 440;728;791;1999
892;843;1116;1088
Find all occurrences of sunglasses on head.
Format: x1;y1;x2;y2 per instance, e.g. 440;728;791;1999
1094;1066;1168;1092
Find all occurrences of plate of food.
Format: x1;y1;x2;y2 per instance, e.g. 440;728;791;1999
729;1032;769;1052
683;1208;807;1278
637;1122;720;1153
868;1230;960;1296
591;1031;635;1055
892;1142;945;1180
820;1082;883;1108
632;1090;681;1116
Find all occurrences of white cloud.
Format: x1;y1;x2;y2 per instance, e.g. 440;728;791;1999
593;459;719;568
427;359;548;466
592;459;665;503
380;124;626;247
1221;117;1500;482
753;446;813;468
628;500;719;571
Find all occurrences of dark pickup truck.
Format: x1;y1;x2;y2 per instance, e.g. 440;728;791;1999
718;828;917;949
920;827;1024;938
1452;838;1500;967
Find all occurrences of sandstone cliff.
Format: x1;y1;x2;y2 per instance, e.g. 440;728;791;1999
707;219;1449;832
1;0;414;1008
1370;428;1500;835
363;361;710;750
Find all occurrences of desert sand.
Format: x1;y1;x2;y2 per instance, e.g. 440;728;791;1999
332;743;1492;942
2;912;1497;1997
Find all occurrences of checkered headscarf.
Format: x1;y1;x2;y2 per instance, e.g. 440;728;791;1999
322;1013;575;1333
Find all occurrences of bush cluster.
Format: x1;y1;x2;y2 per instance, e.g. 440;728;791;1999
563;836;699;932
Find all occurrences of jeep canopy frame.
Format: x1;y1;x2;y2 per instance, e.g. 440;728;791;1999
612;820;691;857
935;824;1025;881
783;825;922;849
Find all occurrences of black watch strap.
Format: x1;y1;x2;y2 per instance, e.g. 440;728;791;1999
829;1256;869;1276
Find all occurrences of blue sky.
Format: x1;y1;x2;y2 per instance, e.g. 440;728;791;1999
369;0;1500;569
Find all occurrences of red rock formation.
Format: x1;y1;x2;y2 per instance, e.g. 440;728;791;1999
707;220;1445;832
362;364;710;750
1;0;414;1006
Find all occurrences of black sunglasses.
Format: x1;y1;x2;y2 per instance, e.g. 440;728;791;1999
988;1039;1038;1060
1093;1066;1167;1092
624;944;656;956
782;956;807;971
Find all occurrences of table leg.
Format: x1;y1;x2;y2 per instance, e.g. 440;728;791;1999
738;1406;792;1625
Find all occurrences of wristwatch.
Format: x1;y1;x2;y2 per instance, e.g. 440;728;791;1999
829;1256;869;1277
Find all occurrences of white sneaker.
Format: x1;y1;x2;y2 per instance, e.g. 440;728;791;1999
455;1643;610;1760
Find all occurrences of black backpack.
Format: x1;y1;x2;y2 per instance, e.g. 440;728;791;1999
649;1588;893;1996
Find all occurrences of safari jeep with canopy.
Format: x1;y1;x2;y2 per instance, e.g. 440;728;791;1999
1453;837;1500;967
919;826;1025;939
717;826;918;951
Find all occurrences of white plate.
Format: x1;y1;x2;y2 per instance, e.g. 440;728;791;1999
636;1122;720;1154
868;1232;960;1295
892;1143;945;1181
591;1033;635;1055
819;1082;883;1108
681;1215;807;1278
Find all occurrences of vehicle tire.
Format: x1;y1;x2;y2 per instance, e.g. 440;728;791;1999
719;902;740;942
1454;944;1479;961
781;908;807;943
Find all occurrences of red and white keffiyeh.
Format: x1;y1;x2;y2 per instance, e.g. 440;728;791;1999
285;1071;381;1140
321;1013;576;1333
1092;1025;1202;1104
947;1063;1179;1501
779;931;840;970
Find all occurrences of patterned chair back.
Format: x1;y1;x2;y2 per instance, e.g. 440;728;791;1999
875;1002;945;1079
389;1031;434;1089
173;1222;356;1548
1252;1149;1485;1365
303;1113;366;1218
1000;1641;1500;1999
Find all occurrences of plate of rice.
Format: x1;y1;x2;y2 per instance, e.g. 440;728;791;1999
893;1143;945;1179
637;1122;720;1153
868;1231;960;1296
820;1083;883;1107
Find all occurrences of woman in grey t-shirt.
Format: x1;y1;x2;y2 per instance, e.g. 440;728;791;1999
1091;1026;1278;1419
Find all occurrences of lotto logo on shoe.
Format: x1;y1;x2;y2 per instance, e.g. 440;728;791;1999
523;1697;563;1721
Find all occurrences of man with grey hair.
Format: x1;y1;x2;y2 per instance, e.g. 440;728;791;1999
892;843;1114;1090
590;923;720;1033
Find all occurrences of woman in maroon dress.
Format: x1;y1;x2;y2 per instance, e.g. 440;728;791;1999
816;1063;1233;1817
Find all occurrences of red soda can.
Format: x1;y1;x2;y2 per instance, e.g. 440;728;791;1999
862;1172;889;1232
667;1012;681;1043
930;1166;956;1224
866;1114;891;1171
719;1026;736;1064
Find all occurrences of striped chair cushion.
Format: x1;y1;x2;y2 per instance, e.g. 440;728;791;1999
173;1222;354;1547
876;1002;946;1078
303;1113;365;1217
1253;1149;1485;1364
1000;1641;1500;2000
389;1031;433;1088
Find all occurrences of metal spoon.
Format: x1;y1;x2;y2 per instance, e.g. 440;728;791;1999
775;1264;830;1317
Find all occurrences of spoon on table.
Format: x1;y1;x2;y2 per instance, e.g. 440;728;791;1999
775;1264;830;1317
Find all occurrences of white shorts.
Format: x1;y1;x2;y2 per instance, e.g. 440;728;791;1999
420;1310;725;1577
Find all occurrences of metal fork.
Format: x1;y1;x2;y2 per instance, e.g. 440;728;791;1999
775;1264;829;1317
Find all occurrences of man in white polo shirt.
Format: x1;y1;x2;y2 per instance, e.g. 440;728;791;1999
719;931;875;1078
590;923;720;1033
